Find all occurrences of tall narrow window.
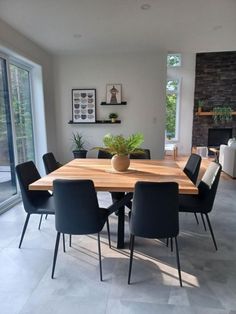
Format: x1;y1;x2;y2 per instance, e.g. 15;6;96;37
166;79;180;140
9;63;35;163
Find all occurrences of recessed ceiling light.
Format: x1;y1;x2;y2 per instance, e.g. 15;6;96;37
140;3;151;10
73;33;82;39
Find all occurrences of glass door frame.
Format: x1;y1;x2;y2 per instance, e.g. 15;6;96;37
0;52;35;214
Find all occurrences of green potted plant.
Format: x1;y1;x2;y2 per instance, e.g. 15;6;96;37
72;132;87;158
109;112;118;123
212;106;233;124
94;133;144;171
197;100;204;113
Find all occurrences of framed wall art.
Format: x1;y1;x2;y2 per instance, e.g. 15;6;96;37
72;89;96;123
106;84;121;104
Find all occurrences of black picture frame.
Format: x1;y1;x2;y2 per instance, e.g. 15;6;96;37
72;89;96;123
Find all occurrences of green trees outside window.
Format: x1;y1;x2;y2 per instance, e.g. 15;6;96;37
166;79;179;140
10;64;35;163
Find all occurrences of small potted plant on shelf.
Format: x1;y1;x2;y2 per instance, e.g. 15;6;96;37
93;133;144;172
212;106;233;124
197;100;204;113
72;132;87;158
109;112;118;123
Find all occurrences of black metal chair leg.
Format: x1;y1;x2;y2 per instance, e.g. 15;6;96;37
62;233;66;252
205;214;218;250
201;213;207;231
174;237;182;287
38;214;43;230
166;238;169;247
97;233;103;281
51;232;61;279
106;219;111;248
69;234;72;247
19;213;30;248
128;234;135;284
45;214;48;220
170;237;173;252
194;213;199;224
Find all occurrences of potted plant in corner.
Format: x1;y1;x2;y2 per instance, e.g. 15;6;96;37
72;132;87;158
109;112;118;123
94;133;144;172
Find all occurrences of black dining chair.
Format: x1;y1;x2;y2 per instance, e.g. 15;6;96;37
97;150;113;159
179;161;222;250
43;152;62;175
51;179;111;281
16;161;55;248
128;181;182;287
183;153;202;225
129;149;151;159
183;153;201;185
42;152;62;225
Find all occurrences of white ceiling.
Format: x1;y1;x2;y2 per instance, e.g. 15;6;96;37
0;0;236;55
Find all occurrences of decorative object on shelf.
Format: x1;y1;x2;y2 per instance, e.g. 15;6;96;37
100;101;127;106
212;106;233;124
109;112;118;123
72;89;96;123
106;84;121;104
72;132;87;158
197;100;204;113
68;120;121;124
93;133;144;172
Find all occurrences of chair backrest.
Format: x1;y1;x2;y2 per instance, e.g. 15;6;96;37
43;152;61;174
97;150;113;159
129;149;151;160
15;161;51;213
130;181;179;238
183;153;202;184
53;179;102;235
198;162;222;213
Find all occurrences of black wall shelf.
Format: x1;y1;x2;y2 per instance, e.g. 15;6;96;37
100;101;127;106
68;120;121;125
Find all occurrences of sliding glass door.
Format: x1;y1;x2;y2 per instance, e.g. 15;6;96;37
0;55;35;211
0;57;17;206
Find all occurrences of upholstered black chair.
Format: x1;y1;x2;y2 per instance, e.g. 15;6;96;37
97;150;113;159
51;179;111;280
129;149;151;160
128;181;182;287
16;161;55;248
179;162;222;250
183;153;201;185
43;152;62;175
183;153;202;225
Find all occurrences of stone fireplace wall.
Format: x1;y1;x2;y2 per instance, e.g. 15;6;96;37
192;51;236;147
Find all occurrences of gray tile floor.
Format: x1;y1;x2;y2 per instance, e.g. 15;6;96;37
0;176;236;314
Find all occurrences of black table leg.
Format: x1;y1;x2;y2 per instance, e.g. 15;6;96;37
110;192;126;249
117;206;125;249
108;192;133;249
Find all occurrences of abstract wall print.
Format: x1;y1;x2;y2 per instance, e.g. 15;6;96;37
72;89;96;123
106;84;121;104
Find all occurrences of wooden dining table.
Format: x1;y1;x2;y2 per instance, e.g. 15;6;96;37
29;158;198;248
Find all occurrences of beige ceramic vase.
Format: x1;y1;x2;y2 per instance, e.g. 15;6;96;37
111;154;130;172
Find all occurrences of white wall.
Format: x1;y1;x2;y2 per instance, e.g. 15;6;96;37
0;18;55;173
167;52;196;155
53;53;166;162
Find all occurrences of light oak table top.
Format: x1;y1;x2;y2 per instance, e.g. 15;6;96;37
29;159;198;194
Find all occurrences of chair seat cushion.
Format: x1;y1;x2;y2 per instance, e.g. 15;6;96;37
179;194;205;213
34;195;55;215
